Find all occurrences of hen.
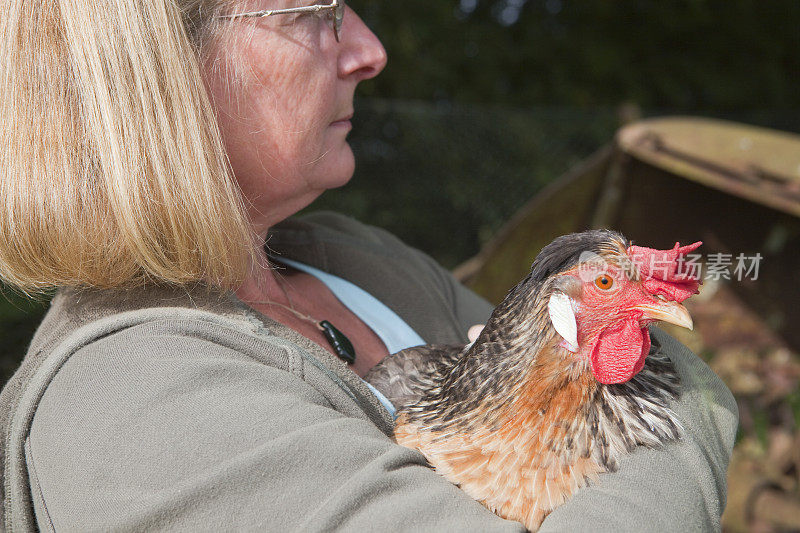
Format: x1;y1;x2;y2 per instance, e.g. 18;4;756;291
365;230;702;530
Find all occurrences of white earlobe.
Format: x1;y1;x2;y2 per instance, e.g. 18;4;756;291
548;292;578;352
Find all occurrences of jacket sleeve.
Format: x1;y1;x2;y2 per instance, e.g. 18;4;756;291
540;328;738;532
26;322;525;532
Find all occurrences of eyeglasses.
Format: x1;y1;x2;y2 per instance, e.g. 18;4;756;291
220;1;345;43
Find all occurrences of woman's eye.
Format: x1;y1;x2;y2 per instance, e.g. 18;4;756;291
594;275;614;290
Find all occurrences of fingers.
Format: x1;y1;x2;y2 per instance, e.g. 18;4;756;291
467;324;485;344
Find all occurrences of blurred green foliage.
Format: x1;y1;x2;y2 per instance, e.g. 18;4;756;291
351;0;800;113
2;0;799;382
0;291;49;383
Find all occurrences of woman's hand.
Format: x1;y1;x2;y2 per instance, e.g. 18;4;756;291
467;324;485;346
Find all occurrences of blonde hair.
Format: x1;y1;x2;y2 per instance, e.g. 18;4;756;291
0;0;257;293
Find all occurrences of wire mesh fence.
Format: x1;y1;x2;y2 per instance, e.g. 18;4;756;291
310;98;621;268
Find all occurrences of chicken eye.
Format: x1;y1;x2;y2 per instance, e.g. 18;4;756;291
594;275;614;290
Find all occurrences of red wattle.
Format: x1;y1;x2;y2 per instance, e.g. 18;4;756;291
590;318;651;384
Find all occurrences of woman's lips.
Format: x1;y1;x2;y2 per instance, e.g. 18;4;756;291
331;113;353;127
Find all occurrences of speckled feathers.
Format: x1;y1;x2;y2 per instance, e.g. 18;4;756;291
365;230;684;531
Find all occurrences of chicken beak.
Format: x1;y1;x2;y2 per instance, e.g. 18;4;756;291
632;300;694;330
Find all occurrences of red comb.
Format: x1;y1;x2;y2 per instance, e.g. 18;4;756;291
627;241;703;303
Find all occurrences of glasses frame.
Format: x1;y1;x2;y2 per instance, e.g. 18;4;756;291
220;1;345;42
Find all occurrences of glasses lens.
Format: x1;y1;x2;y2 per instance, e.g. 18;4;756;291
333;0;344;42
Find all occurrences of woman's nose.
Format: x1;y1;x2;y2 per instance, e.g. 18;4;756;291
338;8;388;82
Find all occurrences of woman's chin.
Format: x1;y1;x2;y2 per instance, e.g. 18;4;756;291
324;146;356;189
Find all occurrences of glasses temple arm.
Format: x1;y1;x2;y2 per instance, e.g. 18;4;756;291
220;4;332;19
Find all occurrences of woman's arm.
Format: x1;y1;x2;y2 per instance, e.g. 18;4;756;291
26;322;524;532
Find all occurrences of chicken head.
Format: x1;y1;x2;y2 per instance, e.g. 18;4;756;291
548;238;702;385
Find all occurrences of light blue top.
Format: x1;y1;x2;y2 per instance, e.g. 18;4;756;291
274;257;427;418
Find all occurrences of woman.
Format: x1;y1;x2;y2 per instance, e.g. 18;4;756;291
0;0;737;531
